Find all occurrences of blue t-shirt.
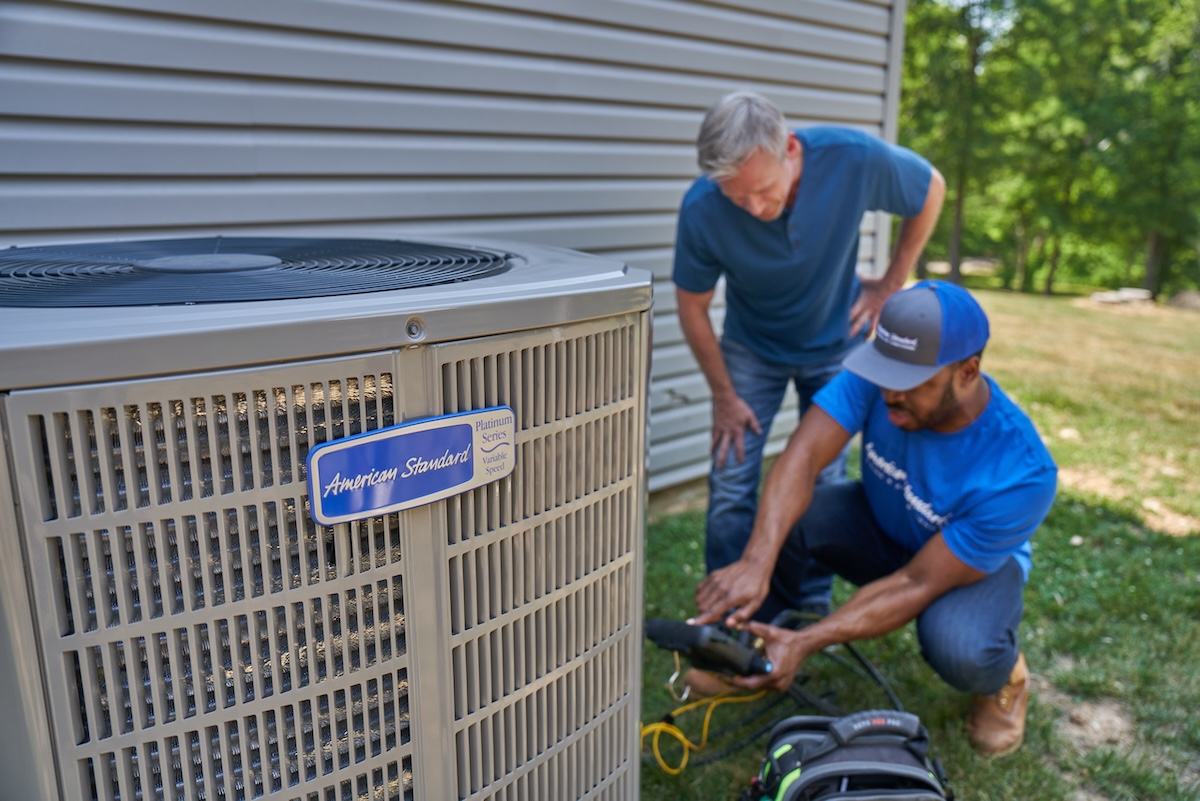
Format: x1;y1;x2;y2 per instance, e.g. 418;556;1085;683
815;371;1058;580
673;127;933;366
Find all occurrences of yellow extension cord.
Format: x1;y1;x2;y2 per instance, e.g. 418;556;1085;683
639;652;768;775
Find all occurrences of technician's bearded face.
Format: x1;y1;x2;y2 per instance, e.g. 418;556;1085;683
880;364;963;433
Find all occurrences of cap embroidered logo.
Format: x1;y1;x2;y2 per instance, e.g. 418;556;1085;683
842;280;990;391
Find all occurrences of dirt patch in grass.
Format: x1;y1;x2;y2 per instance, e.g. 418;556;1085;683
1070;297;1174;318
1139;498;1200;537
1037;661;1200;796
1058;466;1127;502
1036;675;1135;751
1057;467;1198;536
1035;671;1131;801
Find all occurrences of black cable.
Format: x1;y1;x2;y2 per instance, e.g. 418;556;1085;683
841;640;906;712
768;608;906;713
689;709;803;767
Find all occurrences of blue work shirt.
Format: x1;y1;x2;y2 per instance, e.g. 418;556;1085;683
816;371;1059;580
673;127;932;366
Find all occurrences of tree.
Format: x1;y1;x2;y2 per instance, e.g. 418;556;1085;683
900;0;1013;283
901;0;1200;297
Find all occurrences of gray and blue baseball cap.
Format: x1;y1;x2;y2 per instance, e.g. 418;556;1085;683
843;280;990;391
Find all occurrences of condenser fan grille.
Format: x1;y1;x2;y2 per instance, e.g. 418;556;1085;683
0;237;512;307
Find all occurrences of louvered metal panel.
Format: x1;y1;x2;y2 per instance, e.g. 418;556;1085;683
1;310;648;801
0;0;908;496
5;357;414;801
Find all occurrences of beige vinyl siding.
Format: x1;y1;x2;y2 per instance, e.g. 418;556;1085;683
0;0;908;493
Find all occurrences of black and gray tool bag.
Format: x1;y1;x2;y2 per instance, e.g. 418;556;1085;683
741;709;953;801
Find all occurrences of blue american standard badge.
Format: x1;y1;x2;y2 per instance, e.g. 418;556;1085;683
306;405;517;525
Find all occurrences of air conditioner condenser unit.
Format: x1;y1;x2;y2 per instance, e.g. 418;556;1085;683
0;237;652;801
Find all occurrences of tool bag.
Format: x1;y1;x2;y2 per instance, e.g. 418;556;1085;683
740;709;953;801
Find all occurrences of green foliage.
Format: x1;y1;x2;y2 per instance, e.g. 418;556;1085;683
900;0;1200;296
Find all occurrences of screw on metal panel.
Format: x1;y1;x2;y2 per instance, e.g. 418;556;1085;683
405;318;425;340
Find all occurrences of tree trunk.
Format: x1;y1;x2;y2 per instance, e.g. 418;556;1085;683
1019;234;1042;293
949;178;966;284
1144;229;1163;299
1042;235;1062;295
948;20;981;286
1012;226;1032;292
1042;173;1076;296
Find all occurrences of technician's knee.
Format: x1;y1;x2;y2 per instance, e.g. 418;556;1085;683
918;618;1018;695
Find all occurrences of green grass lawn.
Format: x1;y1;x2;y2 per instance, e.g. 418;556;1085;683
640;288;1200;801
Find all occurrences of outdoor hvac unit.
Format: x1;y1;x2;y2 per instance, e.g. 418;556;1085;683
0;237;651;801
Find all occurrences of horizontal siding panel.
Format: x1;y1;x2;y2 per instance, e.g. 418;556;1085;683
651;371;711;413
61;0;892;61
64;0;894;42
0;64;882;131
0;63;708;140
681;0;892;34
351;213;679;252
649;431;710;475
652;312;685;351
654;277;730;316
0;62;884;140
650;403;710;444
2;4;888;105
440;0;892;50
648;434;790;493
25;0;891;81
654;279;680;315
649;407;796;473
0;122;697;177
652;279;680;316
651;342;700;381
651;395;800;452
0;177;691;231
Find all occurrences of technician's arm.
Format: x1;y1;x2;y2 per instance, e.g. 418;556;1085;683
735;532;986;693
691;406;852;626
850;167;947;336
676;286;761;468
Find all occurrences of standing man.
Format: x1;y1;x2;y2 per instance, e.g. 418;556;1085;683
692;281;1058;756
673;91;946;614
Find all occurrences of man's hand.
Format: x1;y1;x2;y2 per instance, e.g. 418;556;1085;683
849;276;899;338
692;557;772;627
727;621;812;693
711;391;761;469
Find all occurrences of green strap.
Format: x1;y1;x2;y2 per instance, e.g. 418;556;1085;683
775;768;803;800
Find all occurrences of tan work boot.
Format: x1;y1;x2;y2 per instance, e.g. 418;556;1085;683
965;652;1029;757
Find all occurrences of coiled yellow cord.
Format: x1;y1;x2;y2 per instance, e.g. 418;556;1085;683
639;653;767;775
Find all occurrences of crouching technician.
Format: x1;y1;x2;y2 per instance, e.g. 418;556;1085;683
690;280;1058;756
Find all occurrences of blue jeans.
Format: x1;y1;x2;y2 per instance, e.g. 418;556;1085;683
705;338;849;603
768;482;1025;695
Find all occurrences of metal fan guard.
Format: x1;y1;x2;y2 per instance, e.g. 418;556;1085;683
0;237;512;307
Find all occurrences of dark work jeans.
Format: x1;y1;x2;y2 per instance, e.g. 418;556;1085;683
705;338;849;605
760;481;1025;696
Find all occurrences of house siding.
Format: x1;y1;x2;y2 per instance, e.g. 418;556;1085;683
0;0;908;492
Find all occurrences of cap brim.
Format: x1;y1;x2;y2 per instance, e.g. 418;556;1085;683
842;341;942;391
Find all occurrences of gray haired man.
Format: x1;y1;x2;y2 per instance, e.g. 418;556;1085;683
672;91;945;646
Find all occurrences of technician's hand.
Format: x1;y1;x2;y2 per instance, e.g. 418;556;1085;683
711;391;761;469
728;621;809;693
849;278;898;338
691;558;771;628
